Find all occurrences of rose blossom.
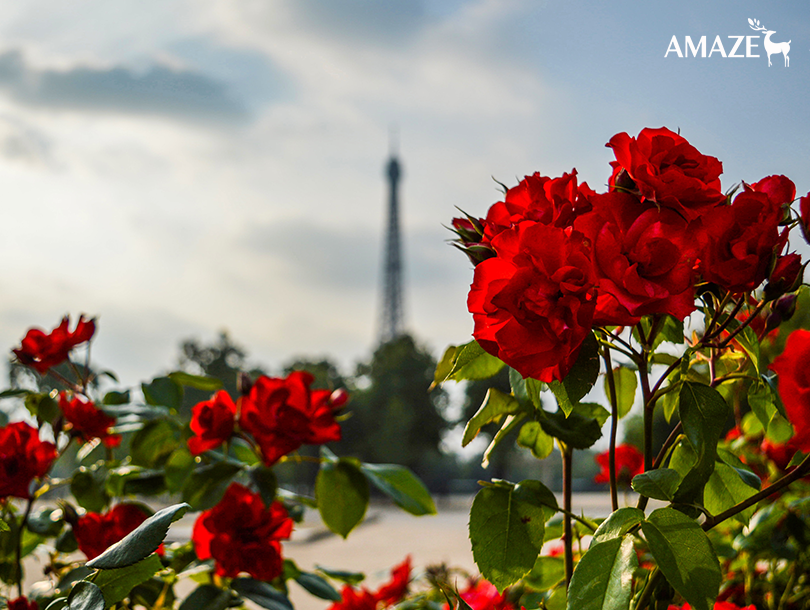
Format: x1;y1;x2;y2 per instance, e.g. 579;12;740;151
7;597;38;610
770;329;810;451
594;444;644;485
187;390;237;455
73;504;154;560
607;127;726;221
374;556;411;606
468;221;597;382
192;482;293;581
239;372;345;465
0;421;56;499
59;393;120;448
13;315;96;374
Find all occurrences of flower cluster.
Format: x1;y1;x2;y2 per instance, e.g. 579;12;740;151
453;127;806;383
13;315;95;374
187;371;347;465
59;393;120;448
328;557;411;610
0;421;56;500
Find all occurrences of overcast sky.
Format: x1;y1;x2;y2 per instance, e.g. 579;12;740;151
0;0;808;384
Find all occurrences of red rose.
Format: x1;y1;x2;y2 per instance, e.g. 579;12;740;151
192;482;293;581
468;222;597;382
594;444;644;485
770;329;810;451
328;586;378;610
187;390;236;455
374;556;411;606
481;171;593;244
0;421;56;499
764;253;804;301
450;579;514;610
239;372;344;465
74;504;153;560
13;315;96;374
699;188;787;293
607;127;725;221
59;393;120;448
760;437;801;471
7;597;38;610
748;174;796;207
574;191;697;325
800;192;810;244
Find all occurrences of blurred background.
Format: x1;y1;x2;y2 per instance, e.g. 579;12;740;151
1;0;810;487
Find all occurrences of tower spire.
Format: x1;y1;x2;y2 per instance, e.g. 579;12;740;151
378;134;405;344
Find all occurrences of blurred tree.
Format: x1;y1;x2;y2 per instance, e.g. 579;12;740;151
333;335;452;492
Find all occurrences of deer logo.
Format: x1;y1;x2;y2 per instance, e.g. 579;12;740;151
748;18;790;67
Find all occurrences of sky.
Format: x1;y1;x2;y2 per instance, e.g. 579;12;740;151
0;0;808;385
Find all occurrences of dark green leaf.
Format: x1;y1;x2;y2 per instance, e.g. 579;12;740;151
182;462;241;511
141;377;183;410
509;368;544;409
250;465;278;507
231;578;293;610
44;598;68;610
102;391;130;406
658;315;685;346
67;581;105;610
567;535;637;610
178;585;231;610
705;462;758;525
433;345;456;385
168;371;223;391
27;507;64;537
539;409;602;450
631;469;681;502
734;325;761;374
606;367;637;420
71;468;109;513
0;388;31;399
517;421;554;460
573;403;610;427
164;448;195;492
315;565;365;586
717;449;761;491
316;459;369;538
468;482;545;590
591;507;644;546
482;412;527;468
436;341;506;383
462;388;522;447
360;463;436;515
130;419;180;469
674;382;729;505
93;554;163;607
560;332;600;406
295;571;342;601
25;393;60;424
86;503;189;570
641;507;721;610
748;380;778;430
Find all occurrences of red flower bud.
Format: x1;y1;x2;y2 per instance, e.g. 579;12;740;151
764;253;804;301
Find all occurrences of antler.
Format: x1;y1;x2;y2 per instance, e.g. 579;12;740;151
748;17;766;32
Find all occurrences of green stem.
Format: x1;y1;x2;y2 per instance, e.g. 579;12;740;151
634;568;662;610
562;443;574;590
602;346;620;512
16;496;34;597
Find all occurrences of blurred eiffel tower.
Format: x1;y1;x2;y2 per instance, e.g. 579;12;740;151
378;132;405;344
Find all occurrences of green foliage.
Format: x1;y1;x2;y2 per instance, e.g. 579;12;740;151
66;580;105;610
178;585;232;610
434;340;505;384
590;508;644;546
606;366;636;419
182;462;241;511
462;388;522;447
92;554;164;607
539;408;602;450
316;457;369;538
231;578;293;610
631;469;681;501
567;536;637;610
359;463;436;515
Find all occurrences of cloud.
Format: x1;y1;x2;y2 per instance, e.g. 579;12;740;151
0;49;248;123
0;114;52;165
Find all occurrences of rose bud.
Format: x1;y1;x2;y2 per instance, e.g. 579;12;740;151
764;253;804;301
800;193;810;245
765;293;798;334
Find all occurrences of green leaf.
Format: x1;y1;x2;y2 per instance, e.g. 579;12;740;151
436;341;506;382
433;345;456;385
462;388;523;447
130;419;180;469
295;571;342;601
482;412;527;468
231;578;293;610
561;332;600;405
44;599;68;610
674;382;729;504
606;367;637;420
314;565;365;586
574;402;610;427
67;581;105;610
591;508;644;546
316;459;369;538
510;368;544;409
86;503;189;570
630;469;681;502
168;371;223;391
182;462;241;511
641;507;721;610
93;554;163;607
662;386;679;423
178;585;232;610
468;482;546;590
0;520;8;532
250;465;279;507
748;380;779;430
567;535;637;610
717;449;761;491
25;392;60;424
734;325;761;374
102;391;130;406
704;462;758;525
658;315;685;346
27;507;64;537
71;468;110;513
360;463;436;515
517;421;554;460
524;556;565;592
539;409;602;450
141;377;183;410
164;448;195;492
